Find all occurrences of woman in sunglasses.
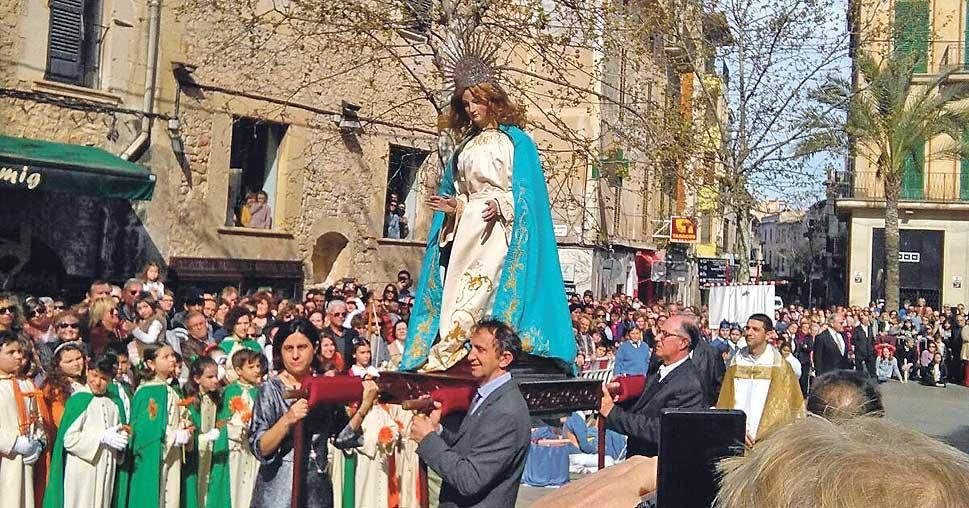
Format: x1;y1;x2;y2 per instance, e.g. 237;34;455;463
0;292;24;333
37;311;87;371
22;299;54;345
87;297;124;358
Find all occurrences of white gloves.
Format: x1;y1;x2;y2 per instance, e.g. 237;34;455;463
12;436;33;455
172;429;192;447
13;436;43;465
199;429;221;443
100;425;129;452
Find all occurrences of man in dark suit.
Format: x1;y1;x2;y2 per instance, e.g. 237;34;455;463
814;311;851;377
409;319;530;508
852;314;877;378
600;315;706;457
689;329;726;407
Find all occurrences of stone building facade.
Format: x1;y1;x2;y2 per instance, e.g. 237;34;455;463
0;0;695;300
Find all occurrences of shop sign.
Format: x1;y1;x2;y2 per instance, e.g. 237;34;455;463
670;216;698;243
0;164;42;190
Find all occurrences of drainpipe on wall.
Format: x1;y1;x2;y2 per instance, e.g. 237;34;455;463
121;0;162;160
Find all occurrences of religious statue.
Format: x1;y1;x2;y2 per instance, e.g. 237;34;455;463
400;35;575;374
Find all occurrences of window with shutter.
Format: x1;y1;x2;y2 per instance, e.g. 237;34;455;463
46;0;102;87
46;0;86;84
901;142;925;200
893;0;930;73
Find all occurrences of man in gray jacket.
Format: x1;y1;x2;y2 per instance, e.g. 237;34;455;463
409;319;531;508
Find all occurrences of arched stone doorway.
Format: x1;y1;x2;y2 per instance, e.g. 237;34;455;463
312;232;350;285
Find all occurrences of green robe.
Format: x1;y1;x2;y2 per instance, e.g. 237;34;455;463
122;383;197;508
43;391;127;508
205;381;259;508
188;393;231;508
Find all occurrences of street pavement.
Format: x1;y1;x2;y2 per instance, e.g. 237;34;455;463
517;380;969;506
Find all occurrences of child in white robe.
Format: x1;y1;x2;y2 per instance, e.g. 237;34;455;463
47;353;129;508
0;333;47;508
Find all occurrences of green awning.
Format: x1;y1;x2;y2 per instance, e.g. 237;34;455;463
0;135;155;200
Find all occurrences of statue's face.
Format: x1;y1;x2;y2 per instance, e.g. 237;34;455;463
463;89;491;127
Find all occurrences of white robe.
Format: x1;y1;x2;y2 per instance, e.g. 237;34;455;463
227;386;259;508
195;395;218;508
396;410;421;508
354;404;401;508
426;129;515;372
63;396;122;508
727;346;776;440
0;377;42;508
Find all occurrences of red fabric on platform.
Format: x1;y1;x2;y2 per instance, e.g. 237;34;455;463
614;375;646;403
430;386;476;416
304;375;364;406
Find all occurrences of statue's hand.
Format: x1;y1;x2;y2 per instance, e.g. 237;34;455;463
482;200;499;222
425;195;457;214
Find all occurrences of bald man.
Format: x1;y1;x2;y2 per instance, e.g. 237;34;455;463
600;315;705;457
806;370;885;421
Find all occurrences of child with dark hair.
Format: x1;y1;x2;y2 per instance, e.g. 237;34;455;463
122;343;195;508
212;348;264;508
42;342;88;428
104;344;134;418
0;331;51;507
44;353;128;508
183;356;225;508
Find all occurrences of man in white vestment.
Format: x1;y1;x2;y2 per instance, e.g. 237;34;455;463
716;314;804;446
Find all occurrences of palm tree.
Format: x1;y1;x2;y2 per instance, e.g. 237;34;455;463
800;50;969;311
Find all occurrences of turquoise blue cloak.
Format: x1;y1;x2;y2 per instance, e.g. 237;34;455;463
401;124;576;373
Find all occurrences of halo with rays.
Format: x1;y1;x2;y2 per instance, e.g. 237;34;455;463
435;29;502;91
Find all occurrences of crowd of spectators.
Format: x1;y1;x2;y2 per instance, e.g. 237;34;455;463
568;291;969;394
1;265;419;402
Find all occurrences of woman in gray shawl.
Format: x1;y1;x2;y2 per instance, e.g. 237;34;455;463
248;319;378;507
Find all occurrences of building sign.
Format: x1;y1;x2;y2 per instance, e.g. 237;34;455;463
553;223;569;237
169;257;304;280
853;271;863;284
954;276;962;289
899;251;920;263
561;263;576;283
698;257;730;285
670;216;698;243
0;164;42;190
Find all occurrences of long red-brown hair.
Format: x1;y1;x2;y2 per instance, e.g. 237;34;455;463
439;82;526;136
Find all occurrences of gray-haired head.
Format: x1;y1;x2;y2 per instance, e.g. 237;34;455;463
326;299;347;314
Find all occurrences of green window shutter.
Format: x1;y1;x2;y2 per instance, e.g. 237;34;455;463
901;142;925;199
961;131;969;200
46;0;87;84
894;0;930;73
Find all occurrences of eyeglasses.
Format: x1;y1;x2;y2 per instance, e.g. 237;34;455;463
332;311;348;317
29;308;45;318
53;304;66;310
398;277;410;282
129;290;140;295
0;305;16;315
57;322;80;329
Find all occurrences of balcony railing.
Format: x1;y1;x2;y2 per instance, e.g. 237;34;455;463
847;171;969;202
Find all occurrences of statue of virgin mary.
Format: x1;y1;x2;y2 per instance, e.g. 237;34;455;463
400;65;575;374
